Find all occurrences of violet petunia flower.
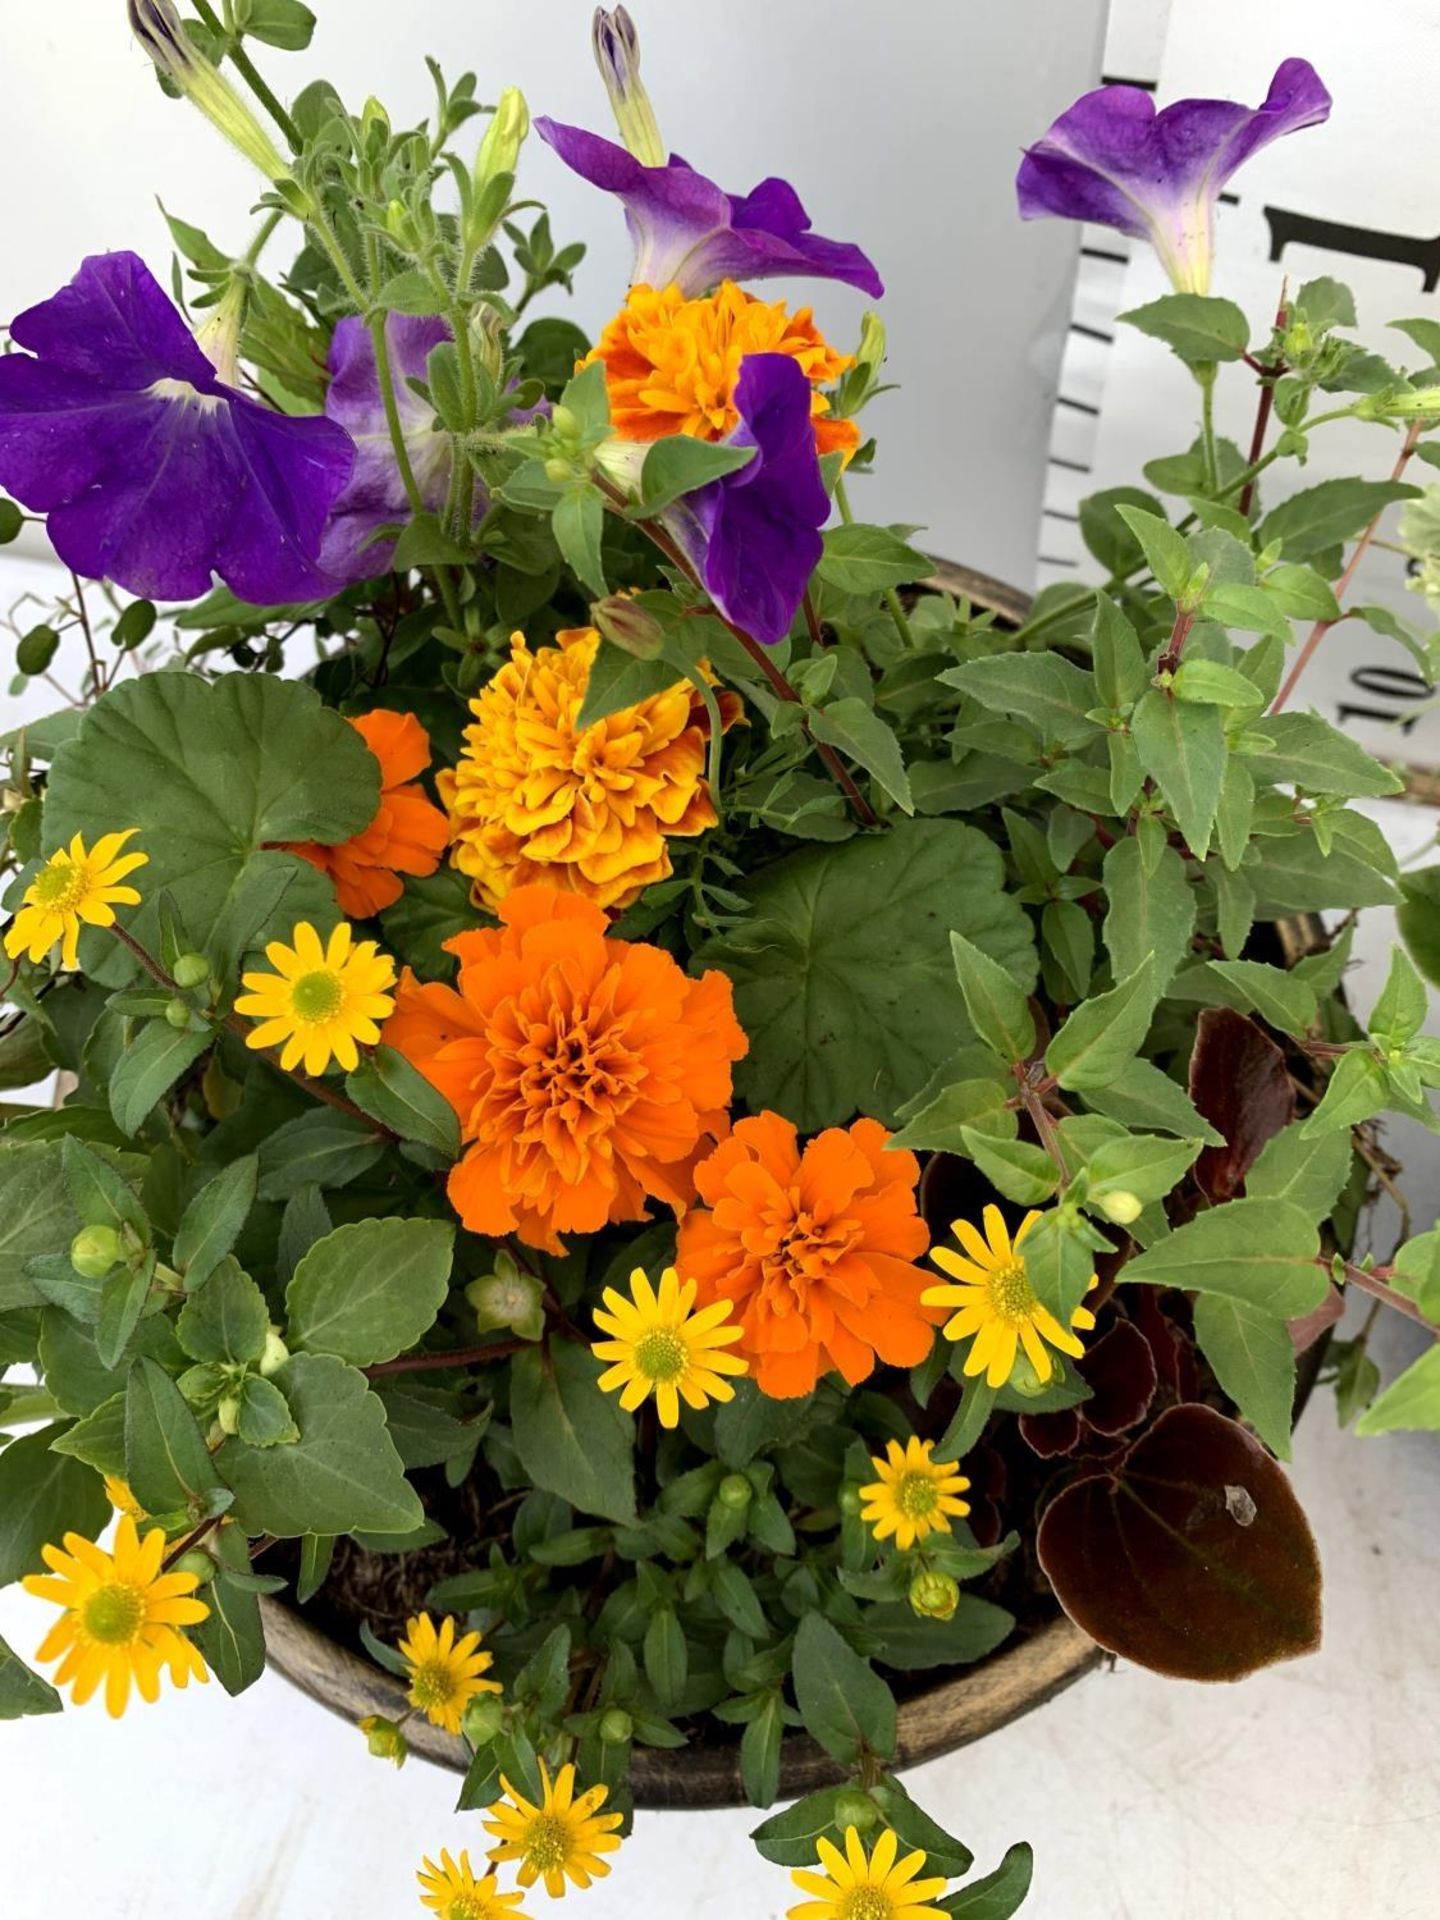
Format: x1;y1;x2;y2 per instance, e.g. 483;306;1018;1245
0;252;353;605
1016;58;1332;294
535;117;883;300
668;352;830;646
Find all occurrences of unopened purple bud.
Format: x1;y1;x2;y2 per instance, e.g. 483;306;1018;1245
590;6;665;166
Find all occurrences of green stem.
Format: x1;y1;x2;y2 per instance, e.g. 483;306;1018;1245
1197;366;1220;496
242;207;284;268
190;0;302;152
834;473;914;648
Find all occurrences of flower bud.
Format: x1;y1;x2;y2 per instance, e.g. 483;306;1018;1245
856;311;886;376
909;1568;961;1622
17;625;59;676
170;1548;218;1585
718;1473;753;1511
599;1706;634;1745
70;1225;123;1279
462;1693;506;1744
127;0;297;189
359;1714;409;1767
1369;385;1440;421
593;594;665;661
258;1326;290;1378
1008;1349;1061;1398
112;600;158;651
172;951;211;990
466;1257;546;1341
591;6;666;166
164;997;193;1029
832;1788;880;1834
838;1484;862;1516
475;86;530;194
0;500;23;545
1096;1188;1143;1226
549;403;581;441
544;455;577;485
216;1392;241;1435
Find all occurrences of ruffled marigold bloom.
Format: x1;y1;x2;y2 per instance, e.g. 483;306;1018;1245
4;828;147;972
442;626;733;913
417;1849;529;1919
923;1205;1098;1389
586;280;860;462
382;886;747;1253
676;1114;941;1400
397;1611;501;1736
788;1826;949;1920
592;1265;748;1427
289;710;449;918
483;1760;625;1898
859;1437;971;1553
22;1515;209;1717
234;919;396;1075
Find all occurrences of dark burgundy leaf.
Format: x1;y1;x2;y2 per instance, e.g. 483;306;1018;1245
1130;1286;1196;1399
1289;1284;1344;1354
1036;1403;1322;1681
1018;1407;1082;1458
1189;1008;1295;1203
1075;1318;1158;1436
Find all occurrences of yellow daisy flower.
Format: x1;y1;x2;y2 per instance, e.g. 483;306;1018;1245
922;1204;1097;1389
858;1436;971;1553
102;1475;147;1523
21;1515;209;1717
483;1759;625;1898
397;1611;502;1736
788;1826;950;1920
233;919;396;1075
416;1848;530;1919
591;1265;748;1428
3;828;147;971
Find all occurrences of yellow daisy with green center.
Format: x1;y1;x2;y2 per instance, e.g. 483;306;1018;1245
483;1759;625;1897
859;1436;971;1552
397;1611;501;1736
234;918;396;1075
3;828;147;971
592;1265;747;1428
416;1848;530;1920
21;1514;209;1717
922;1204;1097;1389
788;1826;950;1920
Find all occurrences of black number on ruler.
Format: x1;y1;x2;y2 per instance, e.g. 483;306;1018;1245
1264;205;1440;292
1337;663;1430;733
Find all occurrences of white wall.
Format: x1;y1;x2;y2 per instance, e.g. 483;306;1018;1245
0;0;1106;593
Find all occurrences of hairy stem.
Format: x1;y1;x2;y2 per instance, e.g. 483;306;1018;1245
190;0;303;151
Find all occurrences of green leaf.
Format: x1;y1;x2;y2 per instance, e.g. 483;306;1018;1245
791;1612;896;1765
1199;586;1291;642
343;1047;461;1156
552;488;607;597
176;1256;269;1366
1016;1208;1103;1322
740;1691;784;1809
816;524;930;594
1077;1130;1202;1207
713;1380;817;1468
510;1340;636;1524
0;1426;109;1588
48;1393;128;1477
1078;489;1167;575
1102;839;1195;993
1242;712;1402;798
1046;956;1157;1091
1207;960;1318;1037
643;1605;687;1704
941;1842;1034;1919
574;641;681;730
1260;564;1342;621
1258;478;1421;563
1113;505;1193;598
96;1262;152;1371
698;820;1034;1130
1367;946;1429;1048
1081;1058;1223;1144
1119;1197;1325;1316
1354;1345;1440;1434
233;1373;300;1448
948;932;1035;1064
1299;277;1357;331
960;1130;1060;1207
1121;293;1250;365
42;675;377;987
712;1561;770;1638
1089;597;1149;710
750;1788;848;1868
1300;1050;1389;1137
862;1597;1013;1672
1173;656;1272;704
1192;1295;1297;1459
1248;820;1398;914
194;1567;266;1695
0;1145;80;1312
1131;690;1225;856
1246;1121;1351;1218
808;699;912;813
0;1631;62;1719
286;1217;454;1366
61;1136;146;1239
125;1356;222;1513
255;1109;385;1200
639;434;755;513
218;1354;420;1536
889;1079;1016;1154
172;1156;258;1290
242;0;317;50
941;653;1099;748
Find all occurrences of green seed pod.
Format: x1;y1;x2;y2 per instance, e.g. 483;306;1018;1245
164;998;193;1029
172;952;211;990
17;625;59;675
170;1548;218;1586
832;1788;880;1834
908;1568;960;1622
599;1707;634;1746
70;1224;123;1280
718;1473;753;1511
360;1714;408;1766
112;600;158;650
0;499;23;545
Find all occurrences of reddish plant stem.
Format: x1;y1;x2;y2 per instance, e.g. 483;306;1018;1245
1158;606;1197;675
1336;1260;1434;1330
363;1339;529;1379
109;924;391;1134
1272;421;1423;714
1237;289;1290;521
161;1511;224;1572
801;589;828;649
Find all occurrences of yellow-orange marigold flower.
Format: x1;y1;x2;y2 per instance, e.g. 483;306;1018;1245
3;828;147;971
290;709;449;918
441;626;733;913
586;279;860;461
22;1515;209;1717
381;885;747;1253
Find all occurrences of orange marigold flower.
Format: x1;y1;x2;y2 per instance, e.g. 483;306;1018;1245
440;626;736;914
586;280;860;462
381;885;748;1253
290;710;449;918
676;1113;941;1400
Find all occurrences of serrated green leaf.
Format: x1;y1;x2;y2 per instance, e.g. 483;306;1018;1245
816;524;930;594
1131;689;1225;856
1046;956;1156;1091
1192;1296;1297;1459
286;1217;454;1366
510;1340;636;1524
172;1156;258;1290
1121;293;1249;366
1118;1197;1325;1315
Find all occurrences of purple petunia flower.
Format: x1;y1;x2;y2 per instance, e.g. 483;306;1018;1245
1016;58;1332;294
667;352;830;646
535;117;883;300
0;252;354;605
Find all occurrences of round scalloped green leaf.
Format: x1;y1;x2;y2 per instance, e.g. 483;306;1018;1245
41;674;380;986
697;819;1035;1131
